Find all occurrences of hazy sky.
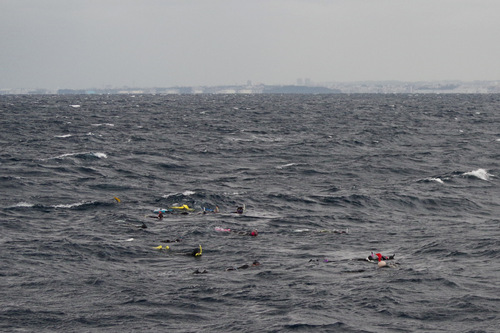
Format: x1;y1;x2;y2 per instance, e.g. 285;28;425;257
1;0;499;89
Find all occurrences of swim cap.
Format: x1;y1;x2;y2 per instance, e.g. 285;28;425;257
250;230;258;236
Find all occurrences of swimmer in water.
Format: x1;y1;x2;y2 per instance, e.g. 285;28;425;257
235;206;244;214
147;211;165;219
161;238;182;243
201;206;220;214
367;252;395;261
226;260;260;271
215;227;258;236
233;230;258;237
193;269;208;274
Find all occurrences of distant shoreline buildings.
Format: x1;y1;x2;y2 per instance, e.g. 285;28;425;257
1;80;499;95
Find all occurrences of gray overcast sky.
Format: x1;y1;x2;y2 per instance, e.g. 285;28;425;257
1;0;499;89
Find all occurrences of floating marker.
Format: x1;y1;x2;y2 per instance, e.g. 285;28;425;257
195;245;202;256
170;204;194;211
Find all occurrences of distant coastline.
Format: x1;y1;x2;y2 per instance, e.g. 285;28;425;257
1;80;499;95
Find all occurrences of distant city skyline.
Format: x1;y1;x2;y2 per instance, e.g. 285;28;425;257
1;1;499;90
2;79;499;95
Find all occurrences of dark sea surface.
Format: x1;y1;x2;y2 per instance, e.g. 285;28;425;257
1;93;499;332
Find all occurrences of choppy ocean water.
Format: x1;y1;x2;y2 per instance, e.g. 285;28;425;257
1;93;499;332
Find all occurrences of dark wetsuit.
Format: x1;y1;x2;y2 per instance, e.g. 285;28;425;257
226;260;260;271
368;253;395;261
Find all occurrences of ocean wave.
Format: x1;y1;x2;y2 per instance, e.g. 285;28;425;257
47;151;108;160
162;190;196;199
91;123;114;127
53;201;95;209
462;168;494;181
12;202;34;208
314;193;377;208
7;200;116;211
420;177;445;184
2;94;500;333
275;162;300;169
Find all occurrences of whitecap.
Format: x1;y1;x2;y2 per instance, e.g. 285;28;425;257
93;152;107;159
55;134;72;138
162;190;195;199
462;168;493;181
276;163;298;169
53;201;89;209
52;152;80;159
14;202;34;207
429;178;444;184
91;123;114;127
69;105;81;108
45;151;106;161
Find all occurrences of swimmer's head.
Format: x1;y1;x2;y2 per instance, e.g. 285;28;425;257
250;230;258;237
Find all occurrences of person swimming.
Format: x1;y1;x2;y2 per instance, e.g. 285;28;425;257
147;211;164;219
235;206;244;214
234;230;258;237
214;227;258;236
132;222;148;229
160;238;182;243
226;260;260;271
193;269;208;274
201;206;220;214
367;252;395;261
